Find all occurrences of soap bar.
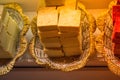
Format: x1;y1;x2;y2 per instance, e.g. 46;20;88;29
45;0;65;6
65;0;77;9
58;9;81;32
41;37;60;43
38;0;46;7
37;7;58;31
42;42;61;48
7;16;20;37
112;17;120;43
0;9;20;58
39;30;59;38
60;32;78;38
60;36;80;47
0;28;17;58
2;10;9;26
113;43;120;55
0;46;14;58
38;7;56;14
40;37;61;48
63;47;82;56
57;0;77;11
112;6;120;43
44;48;64;57
0;5;3;16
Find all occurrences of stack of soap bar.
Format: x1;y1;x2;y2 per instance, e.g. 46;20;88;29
112;6;120;56
58;9;82;56
0;8;20;58
37;6;83;57
37;7;64;57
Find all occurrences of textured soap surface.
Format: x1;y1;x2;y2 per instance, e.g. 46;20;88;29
58;9;81;32
37;7;58;31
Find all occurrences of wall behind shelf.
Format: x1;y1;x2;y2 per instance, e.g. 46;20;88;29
0;0;113;11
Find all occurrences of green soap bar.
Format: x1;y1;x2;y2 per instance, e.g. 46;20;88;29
0;9;20;58
2;9;9;26
7;16;20;37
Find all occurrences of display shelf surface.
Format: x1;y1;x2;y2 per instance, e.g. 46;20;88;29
0;67;119;80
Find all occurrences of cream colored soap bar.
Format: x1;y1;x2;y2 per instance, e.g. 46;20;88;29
60;32;78;38
41;37;61;48
58;9;81;32
63;47;82;56
41;37;60;43
60;36;80;47
42;42;61;48
39;30;59;38
44;48;64;57
45;0;65;6
37;7;58;31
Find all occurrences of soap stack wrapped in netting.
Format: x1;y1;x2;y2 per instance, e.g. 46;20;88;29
96;0;120;76
29;1;96;71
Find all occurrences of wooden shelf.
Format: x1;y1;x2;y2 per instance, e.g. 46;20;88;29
0;67;119;80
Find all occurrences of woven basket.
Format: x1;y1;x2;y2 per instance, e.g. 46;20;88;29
29;3;95;71
0;3;30;75
96;0;120;76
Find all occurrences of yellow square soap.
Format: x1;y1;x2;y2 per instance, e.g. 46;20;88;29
58;9;81;32
37;7;58;31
